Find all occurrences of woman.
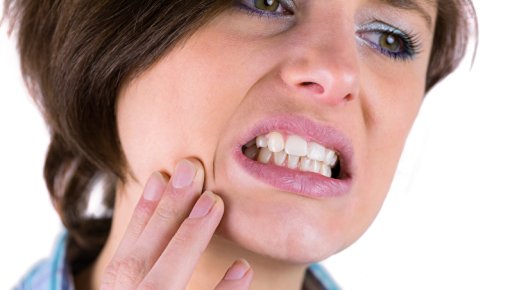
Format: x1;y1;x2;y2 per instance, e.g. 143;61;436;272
5;0;476;289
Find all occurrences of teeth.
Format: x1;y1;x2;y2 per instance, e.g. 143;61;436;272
256;135;268;148
257;147;272;164
307;142;326;161
328;154;338;167
245;131;341;178
285;135;308;157
287;154;300;169
320;163;332;178
299;157;312;172
324;149;337;166
273;150;287;166
311;160;321;173
267;132;285;153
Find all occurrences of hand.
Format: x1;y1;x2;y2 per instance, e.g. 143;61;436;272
100;158;253;290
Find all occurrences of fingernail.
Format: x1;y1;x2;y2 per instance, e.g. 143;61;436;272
224;259;250;281
171;159;196;189
143;172;167;201
188;191;216;219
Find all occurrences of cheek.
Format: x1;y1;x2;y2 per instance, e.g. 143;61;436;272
362;58;426;160
368;78;423;165
116;54;235;182
358;79;424;213
343;67;426;235
115;25;267;184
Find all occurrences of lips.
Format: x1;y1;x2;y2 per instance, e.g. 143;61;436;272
233;115;353;198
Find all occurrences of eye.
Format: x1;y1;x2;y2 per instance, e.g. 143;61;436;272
233;0;293;17
379;33;404;53
357;22;421;61
255;0;280;12
361;30;410;56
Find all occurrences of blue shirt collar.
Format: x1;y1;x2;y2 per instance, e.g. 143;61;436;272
16;232;341;290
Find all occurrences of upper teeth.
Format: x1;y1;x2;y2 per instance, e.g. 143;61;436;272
246;131;340;178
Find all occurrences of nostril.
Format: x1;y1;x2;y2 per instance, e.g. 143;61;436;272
299;82;325;94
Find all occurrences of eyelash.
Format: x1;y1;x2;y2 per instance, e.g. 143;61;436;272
232;0;422;61
232;0;294;19
357;22;422;61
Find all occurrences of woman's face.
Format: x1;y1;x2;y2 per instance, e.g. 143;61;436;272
117;0;436;263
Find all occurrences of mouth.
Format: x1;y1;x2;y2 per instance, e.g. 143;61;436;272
242;132;342;179
233;115;353;198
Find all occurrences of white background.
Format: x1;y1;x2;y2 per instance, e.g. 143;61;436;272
1;1;509;289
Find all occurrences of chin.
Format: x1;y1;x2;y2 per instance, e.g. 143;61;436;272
213;187;371;264
205;113;394;264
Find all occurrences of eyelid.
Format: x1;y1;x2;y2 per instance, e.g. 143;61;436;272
357;21;404;36
357;20;422;60
234;0;296;17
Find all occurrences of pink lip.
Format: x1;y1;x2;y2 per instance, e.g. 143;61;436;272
233;115;354;198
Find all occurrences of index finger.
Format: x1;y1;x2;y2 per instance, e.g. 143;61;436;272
139;191;224;289
115;172;169;257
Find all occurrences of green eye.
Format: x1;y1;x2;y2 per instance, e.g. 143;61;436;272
358;22;418;61
379;33;403;53
254;0;280;12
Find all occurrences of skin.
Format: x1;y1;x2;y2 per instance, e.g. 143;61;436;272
76;0;438;289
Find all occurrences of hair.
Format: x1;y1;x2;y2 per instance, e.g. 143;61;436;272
3;0;476;274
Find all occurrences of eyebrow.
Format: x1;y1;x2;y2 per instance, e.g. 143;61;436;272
378;0;435;29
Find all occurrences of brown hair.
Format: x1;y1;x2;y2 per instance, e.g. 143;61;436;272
3;0;476;273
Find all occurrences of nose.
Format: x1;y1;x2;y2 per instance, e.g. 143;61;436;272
278;19;360;105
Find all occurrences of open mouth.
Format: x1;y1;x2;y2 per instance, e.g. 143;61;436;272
241;131;343;179
233;115;353;198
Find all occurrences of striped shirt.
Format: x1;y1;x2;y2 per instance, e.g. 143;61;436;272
15;232;341;290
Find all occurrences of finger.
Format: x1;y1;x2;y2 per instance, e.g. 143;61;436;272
214;259;254;290
114;172;169;259
132;158;205;253
101;172;168;290
114;158;206;289
139;191;224;289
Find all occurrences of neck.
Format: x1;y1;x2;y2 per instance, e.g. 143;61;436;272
75;193;308;290
187;235;307;290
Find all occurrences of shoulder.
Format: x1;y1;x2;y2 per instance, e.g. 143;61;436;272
15;233;74;290
15;232;341;290
304;263;343;290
